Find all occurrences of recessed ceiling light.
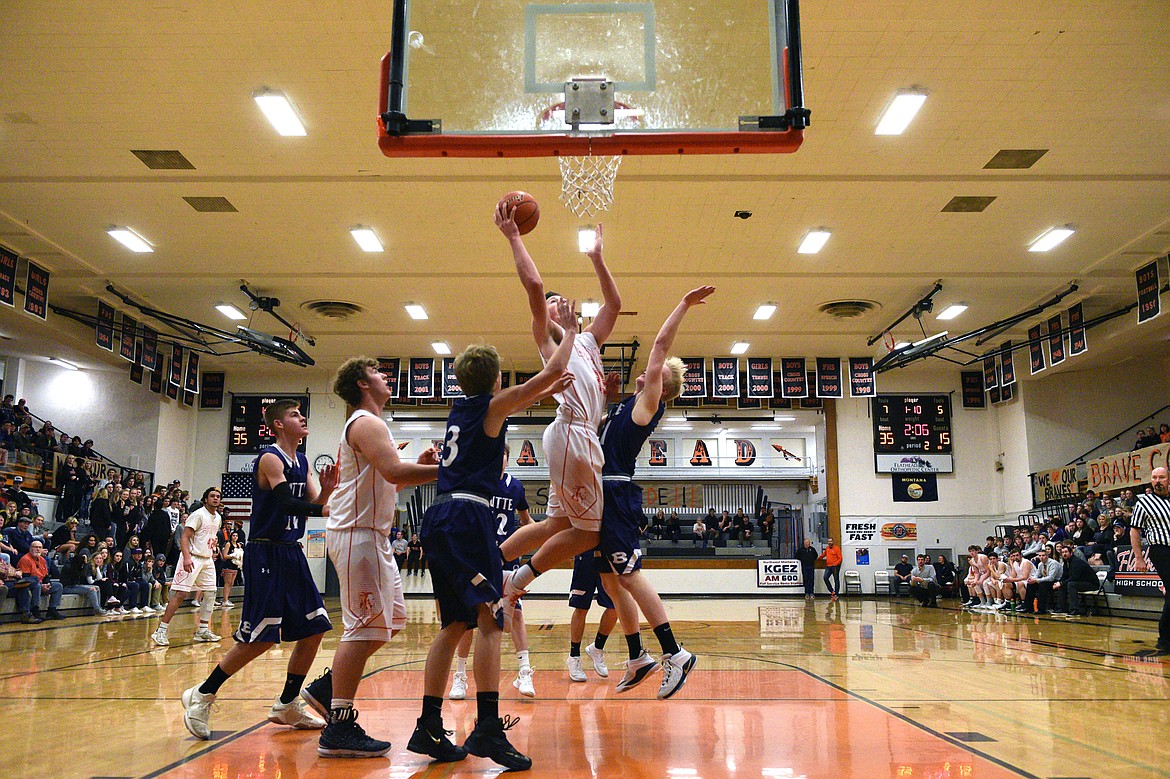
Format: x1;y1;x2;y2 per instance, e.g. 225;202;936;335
215;303;247;321
936;303;968;321
106;227;153;253
730;341;750;355
253;89;307;136
797;229;831;254
431;341;451;355
350;226;383;252
1029;226;1075;252
753;303;777;320
404;304;428;320
773;416;797;421
581;300;601;318
48;357;79;370
875;91;927;135
578;227;597;253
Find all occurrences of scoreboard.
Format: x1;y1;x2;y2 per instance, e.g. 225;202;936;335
228;394;311;455
872;394;953;473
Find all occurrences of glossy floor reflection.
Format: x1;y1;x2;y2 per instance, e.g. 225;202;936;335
1;596;1167;779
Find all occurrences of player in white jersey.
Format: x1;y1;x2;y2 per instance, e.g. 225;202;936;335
494;204;622;600
983;552;1009;609
152;487;223;644
962;545;992;609
1002;549;1034;611
316;357;440;758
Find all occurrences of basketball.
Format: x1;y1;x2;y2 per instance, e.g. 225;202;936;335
500;191;540;235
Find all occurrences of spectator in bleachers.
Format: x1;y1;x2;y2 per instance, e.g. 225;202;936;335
758;508;775;546
666;510;682;543
717;510;733;541
0;421;14;463
1135;426;1161;450
60;544;104;616
106;549;132;613
1161;423;1170;443
704;508;718;531
3;515;35;563
12;422;37;466
148;553;168;610
1070;518;1094;547
4;476;35;514
909;554;939;607
89;487;112;541
735;511;753;547
649;509;666;539
17;540;64;622
55;454;89;521
122;547;151;613
87;548;118;611
935;554;957;596
50;517;79;556
32;423;56;463
0;394;13;422
692;517;708;547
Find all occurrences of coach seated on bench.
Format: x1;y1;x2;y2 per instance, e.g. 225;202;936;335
909;554;940;607
892;555;914;596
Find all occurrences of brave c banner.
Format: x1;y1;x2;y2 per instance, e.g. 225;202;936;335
780;358;807;398
746;358;773;398
999;341;1015;386
119;314;137;362
23;261;49;320
441;357;464;398
680;358;706;398
377;357;401;399
0;247;16;308
1068;302;1087;355
96;301;115;352
169;344;183;388
1028;324;1046;375
816;357;842;398
982;355;998;390
1136;259;1161;324
1048;314;1065;365
712;357;739;398
142;326;161;372
961;370;985;409
409;358;435;398
848;357;876;397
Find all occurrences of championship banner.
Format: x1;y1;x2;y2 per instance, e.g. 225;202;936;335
746;358;773;399
1086;440;1170;491
119;314;137;362
200;372;226;409
680;358;706;398
1048;314;1065;365
23;260;49;320
149;369;162;394
409;357;435;398
377;357;401;398
142;326;161;372
0;246;16;307
982;355;998;391
183;390;195;407
816;357;842;398
737;374;762;409
441;357;464;398
1032;465;1079;504
184;350;200;394
500;371;511;389
133;338;143;367
1028;324;1045;375
999;380;1013;403
892;474;937;502
960;370;985;409
129;362;144;385
800;372;823;409
988;384;1001;404
999;341;1015;386
96;301;115;352
1136;259;1161;324
848;357;876;397
780;358;807;398
1068;302;1087;355
169;343;183;387
712;357;739;398
165;374;180;400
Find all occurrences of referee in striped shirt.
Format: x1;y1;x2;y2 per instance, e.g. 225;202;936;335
1130;466;1170;656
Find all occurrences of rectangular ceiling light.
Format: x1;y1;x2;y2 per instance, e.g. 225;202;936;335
751;423;784;430
753;303;777;320
661;424;693;431
253;90;307;136
578;227;597;253
730;341;750;355
215;303;247;321
350;226;383;252
431;341;451;355
581;300;601;318
875;92;927;135
398;423;434;431
106;227;153;253
1029;226;1075;252
404;304;428;320
797;230;831;254
48;357;79;370
936;304;968;321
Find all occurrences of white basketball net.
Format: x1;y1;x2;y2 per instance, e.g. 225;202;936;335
558;154;622;217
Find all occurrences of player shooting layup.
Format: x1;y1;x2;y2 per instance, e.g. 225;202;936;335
494;204;621;601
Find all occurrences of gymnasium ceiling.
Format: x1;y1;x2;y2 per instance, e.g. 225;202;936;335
1;0;1169;383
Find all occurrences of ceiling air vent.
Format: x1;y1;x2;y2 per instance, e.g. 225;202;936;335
183;196;237;213
301;300;365;320
942;196;996;213
130;149;195;170
817;300;880;319
983;149;1047;170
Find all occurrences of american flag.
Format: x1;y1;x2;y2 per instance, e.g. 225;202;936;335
220;472;254;522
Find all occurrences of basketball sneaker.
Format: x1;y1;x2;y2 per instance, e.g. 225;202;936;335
268;697;326;730
584;642;609;677
150;626;170;646
193;627;222;642
130;607;142;614
462;715;531;771
658;648;697;700
450;670;469;700
317;710;390;758
407;716;468;762
513;667;535;698
181;686;216;739
301;667;333;719
565;655;587;682
615;651;660;692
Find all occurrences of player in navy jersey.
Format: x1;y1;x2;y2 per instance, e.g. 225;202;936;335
179;399;338;740
597;286;713;699
408;299;576;772
449;444;537;700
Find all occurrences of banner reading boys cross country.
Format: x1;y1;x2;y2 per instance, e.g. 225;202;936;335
1086;441;1170;491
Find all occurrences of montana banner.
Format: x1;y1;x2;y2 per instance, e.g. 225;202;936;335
816;357;842;398
1048;314;1065;365
377;357;401;398
441;357;464;398
780;358;807;398
999;341;1015;386
119;314;137;362
0;246;16;307
681;357;706;398
712;357;739;398
848;357;876;397
1067;302;1087;355
1028;324;1045;375
96;301;115;351
409;357;435;398
961;370;985;408
1136;258;1161;324
745;358;773;398
23;260;49;320
892;474;937;502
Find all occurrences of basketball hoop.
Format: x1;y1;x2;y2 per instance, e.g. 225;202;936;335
558;152;622;217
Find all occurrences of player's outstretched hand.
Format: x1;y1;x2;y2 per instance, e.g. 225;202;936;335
550;370;575;394
604;370;622;404
418;446;441;465
550;296;577;330
494;201;519;239
683;285;716;306
587;223;603;261
318;463;338;492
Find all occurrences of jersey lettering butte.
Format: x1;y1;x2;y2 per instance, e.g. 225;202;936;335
547;331;606;428
250;445;310;542
438;394;506;499
491;473;529;545
599;394;666;477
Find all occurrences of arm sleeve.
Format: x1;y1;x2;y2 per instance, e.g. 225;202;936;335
270;481;325;517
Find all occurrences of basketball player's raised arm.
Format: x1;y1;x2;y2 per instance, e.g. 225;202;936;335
633;286;716;424
496;202;557;355
484;297;578;437
349;416;440;488
582;224;622;344
256;451;329;517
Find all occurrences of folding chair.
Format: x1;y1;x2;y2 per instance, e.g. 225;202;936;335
873;569;893;596
1081;570;1111;617
844;570;863;595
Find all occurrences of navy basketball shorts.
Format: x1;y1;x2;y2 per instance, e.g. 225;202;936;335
598;480;646;576
568;550;614;610
421;498;504;629
234;541;332;644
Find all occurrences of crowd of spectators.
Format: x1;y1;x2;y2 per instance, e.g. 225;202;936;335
1132;423;1170;451
644;506;776;548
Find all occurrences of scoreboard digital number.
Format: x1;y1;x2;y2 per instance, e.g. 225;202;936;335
228;394;311;455
872;393;953;473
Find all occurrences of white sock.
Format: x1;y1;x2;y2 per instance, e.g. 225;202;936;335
512;564;537;590
516;650;530;671
455;657;468;674
159;621;169;631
